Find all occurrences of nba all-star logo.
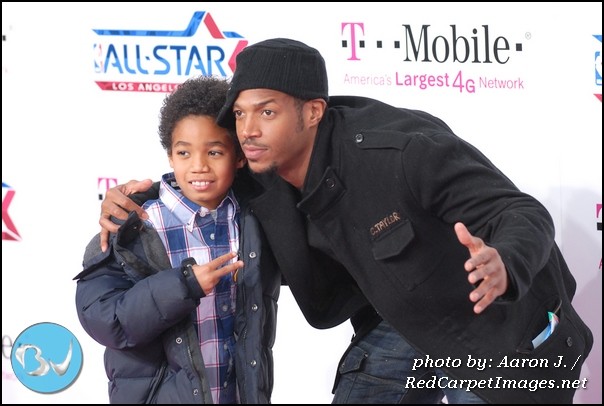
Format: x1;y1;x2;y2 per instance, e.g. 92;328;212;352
93;11;248;93
2;182;21;241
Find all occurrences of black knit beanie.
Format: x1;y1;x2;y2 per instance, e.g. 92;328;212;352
216;38;329;129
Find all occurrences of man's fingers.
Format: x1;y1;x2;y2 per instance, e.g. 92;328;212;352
100;235;108;253
454;222;484;253
122;179;154;195
468;265;507;314
455;222;489;272
467;267;483;285
122;179;154;218
98;220;116;253
454;222;472;247
472;290;498;314
99;215;120;234
101;179;153;221
102;194;143;220
98;179;153;252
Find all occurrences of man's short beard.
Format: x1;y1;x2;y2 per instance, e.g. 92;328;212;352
249;162;278;176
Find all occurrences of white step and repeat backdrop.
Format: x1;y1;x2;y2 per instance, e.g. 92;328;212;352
2;2;601;404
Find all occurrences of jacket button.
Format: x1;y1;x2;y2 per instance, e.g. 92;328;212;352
249;251;257;259
251;304;258;312
250;360;257;367
193;389;199;396
354;133;364;143
566;337;573;347
176;337;183;344
325;178;335;188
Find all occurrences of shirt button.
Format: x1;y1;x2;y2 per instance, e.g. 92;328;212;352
223;381;228;388
222;304;229;312
210;233;215;240
325;178;335;188
566;337;573;347
249;251;257;259
193;389;199;396
176;337;183;344
251;304;258;312
354;133;364;143
250;360;257;367
224;343;228;350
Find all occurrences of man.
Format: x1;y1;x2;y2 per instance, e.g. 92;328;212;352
100;38;592;403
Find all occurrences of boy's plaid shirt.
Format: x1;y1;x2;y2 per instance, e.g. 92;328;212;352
143;173;239;403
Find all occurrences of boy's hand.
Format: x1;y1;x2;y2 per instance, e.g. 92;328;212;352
193;252;244;295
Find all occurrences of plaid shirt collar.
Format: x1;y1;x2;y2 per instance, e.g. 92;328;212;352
158;172;239;231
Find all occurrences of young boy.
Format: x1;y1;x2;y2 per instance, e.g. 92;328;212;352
75;76;279;404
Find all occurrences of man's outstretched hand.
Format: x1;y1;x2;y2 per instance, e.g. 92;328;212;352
99;179;153;252
454;222;509;314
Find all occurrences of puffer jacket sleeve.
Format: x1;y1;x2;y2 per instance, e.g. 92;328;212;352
75;223;203;350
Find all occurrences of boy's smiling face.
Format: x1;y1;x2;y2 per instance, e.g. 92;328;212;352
169;115;245;209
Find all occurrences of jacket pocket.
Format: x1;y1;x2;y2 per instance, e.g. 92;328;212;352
370;220;443;291
513;298;589;382
145;362;168;403
338;345;369;376
516;297;562;354
371;218;414;260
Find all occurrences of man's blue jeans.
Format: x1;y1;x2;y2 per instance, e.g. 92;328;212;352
332;320;487;404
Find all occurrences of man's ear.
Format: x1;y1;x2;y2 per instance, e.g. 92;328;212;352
308;99;327;126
